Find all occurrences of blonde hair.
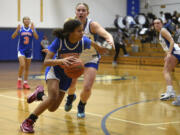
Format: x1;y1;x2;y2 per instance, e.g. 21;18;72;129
64;17;76;23
76;3;89;12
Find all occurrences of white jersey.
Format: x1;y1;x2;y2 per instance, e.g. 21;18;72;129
159;28;180;55
159;28;169;52
81;18;100;64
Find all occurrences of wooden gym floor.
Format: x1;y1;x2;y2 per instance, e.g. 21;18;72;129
0;62;180;135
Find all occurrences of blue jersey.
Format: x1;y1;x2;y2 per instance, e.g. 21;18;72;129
18;26;34;52
48;36;91;59
45;36;91;91
66;18;100;70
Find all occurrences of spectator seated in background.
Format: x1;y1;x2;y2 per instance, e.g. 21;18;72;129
112;29;128;67
174;25;180;44
114;14;120;29
40;35;49;61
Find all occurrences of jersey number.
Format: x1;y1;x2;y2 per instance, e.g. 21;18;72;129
24;36;29;45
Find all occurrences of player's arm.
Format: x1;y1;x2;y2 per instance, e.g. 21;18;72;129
40;40;49;53
91;40;109;55
44;38;77;67
161;28;174;54
31;22;39;40
44;51;77;67
90;22;115;49
44;51;62;66
12;24;21;39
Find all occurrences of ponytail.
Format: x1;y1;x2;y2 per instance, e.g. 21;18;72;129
53;28;64;38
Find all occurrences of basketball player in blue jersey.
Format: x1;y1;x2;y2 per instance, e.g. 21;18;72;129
154;18;180;106
64;3;115;118
12;16;39;89
20;19;108;133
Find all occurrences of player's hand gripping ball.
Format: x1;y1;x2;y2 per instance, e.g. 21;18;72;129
64;59;84;78
59;53;84;78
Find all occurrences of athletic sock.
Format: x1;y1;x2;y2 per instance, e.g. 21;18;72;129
37;92;45;101
167;85;173;92
28;114;38;122
66;94;75;105
18;77;22;81
78;100;86;106
24;80;28;84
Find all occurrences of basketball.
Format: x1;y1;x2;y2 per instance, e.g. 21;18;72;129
64;59;84;78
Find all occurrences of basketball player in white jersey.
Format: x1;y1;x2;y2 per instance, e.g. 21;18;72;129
64;3;115;117
154;18;180;106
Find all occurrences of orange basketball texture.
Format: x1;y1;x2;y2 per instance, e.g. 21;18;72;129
64;60;84;78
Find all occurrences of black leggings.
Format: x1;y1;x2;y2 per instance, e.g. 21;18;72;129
113;43;127;61
41;52;46;61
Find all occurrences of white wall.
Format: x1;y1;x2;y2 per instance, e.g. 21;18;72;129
0;0;18;27
0;0;126;28
140;0;180;17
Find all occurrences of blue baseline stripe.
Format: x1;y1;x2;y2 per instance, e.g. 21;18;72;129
101;99;157;135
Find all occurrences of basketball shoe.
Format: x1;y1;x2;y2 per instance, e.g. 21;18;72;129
23;83;30;89
27;85;44;103
17;80;22;89
77;104;85;118
64;94;76;112
160;89;175;100
172;95;180;106
20;119;34;133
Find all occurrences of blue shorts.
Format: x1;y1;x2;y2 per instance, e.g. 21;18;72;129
18;49;32;59
45;66;72;92
173;53;180;62
84;62;99;70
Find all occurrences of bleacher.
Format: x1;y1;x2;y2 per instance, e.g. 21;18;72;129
100;39;166;66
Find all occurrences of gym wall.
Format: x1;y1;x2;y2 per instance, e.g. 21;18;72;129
0;0;126;61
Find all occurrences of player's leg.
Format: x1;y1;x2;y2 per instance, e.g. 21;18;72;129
64;78;77;112
41;51;47;74
17;52;26;89
27;85;45;103
20;79;61;133
77;67;97;118
48;90;65;112
23;58;31;89
172;55;180;106
160;55;178;100
33;79;61;115
112;43;120;67
120;44;128;56
67;78;77;95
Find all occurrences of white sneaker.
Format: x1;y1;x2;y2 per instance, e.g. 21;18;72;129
160;90;175;100
161;92;166;97
172;96;180;106
160;89;175;97
124;54;129;57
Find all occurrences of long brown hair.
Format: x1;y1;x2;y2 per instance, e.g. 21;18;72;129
53;19;82;39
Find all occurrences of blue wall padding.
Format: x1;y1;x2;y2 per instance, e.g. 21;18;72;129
127;0;140;17
0;29;44;61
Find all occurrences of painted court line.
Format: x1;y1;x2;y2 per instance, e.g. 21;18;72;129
157;127;167;130
0;94;180;127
